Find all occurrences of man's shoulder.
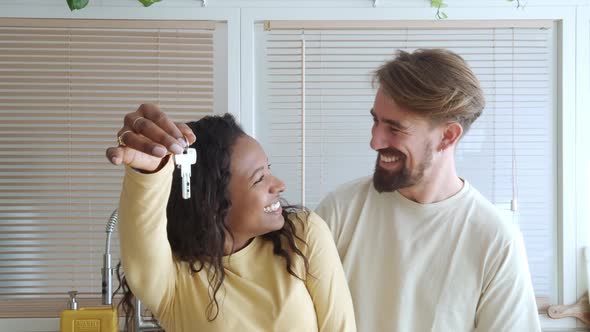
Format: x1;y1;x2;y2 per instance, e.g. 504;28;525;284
325;176;373;202
462;183;520;247
315;176;373;229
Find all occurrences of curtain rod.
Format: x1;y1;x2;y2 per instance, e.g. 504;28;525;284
0;18;217;30
264;20;553;31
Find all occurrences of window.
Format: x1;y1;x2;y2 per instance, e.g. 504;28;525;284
0;18;227;317
255;20;556;304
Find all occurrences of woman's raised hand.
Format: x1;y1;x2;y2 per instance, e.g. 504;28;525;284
106;104;196;172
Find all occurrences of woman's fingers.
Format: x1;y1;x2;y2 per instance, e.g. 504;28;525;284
116;128;171;158
125;104;187;155
176;122;197;146
108;104;194;171
106;146;123;166
106;145;163;171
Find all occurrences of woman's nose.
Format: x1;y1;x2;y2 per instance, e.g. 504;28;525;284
270;176;286;194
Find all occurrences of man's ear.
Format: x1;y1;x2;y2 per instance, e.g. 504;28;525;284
438;122;463;152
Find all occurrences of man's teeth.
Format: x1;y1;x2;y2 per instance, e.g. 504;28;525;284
263;201;281;213
380;154;400;163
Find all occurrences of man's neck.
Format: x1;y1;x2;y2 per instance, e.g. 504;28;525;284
397;160;464;204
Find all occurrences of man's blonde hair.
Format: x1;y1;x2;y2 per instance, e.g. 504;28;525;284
374;48;485;133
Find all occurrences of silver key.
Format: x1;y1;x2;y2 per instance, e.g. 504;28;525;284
174;148;197;199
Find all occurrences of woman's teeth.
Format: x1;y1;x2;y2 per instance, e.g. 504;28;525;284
380;154;400;163
263;201;281;213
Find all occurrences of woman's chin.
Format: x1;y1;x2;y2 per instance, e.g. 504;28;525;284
264;210;285;232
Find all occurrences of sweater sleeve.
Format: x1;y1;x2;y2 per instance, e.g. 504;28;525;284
475;230;541;332
117;159;177;317
303;212;357;332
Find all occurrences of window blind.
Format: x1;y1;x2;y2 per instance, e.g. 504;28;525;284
0;18;222;317
255;20;556;303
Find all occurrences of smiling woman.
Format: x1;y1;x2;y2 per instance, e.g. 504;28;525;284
224;134;288;251
108;106;356;331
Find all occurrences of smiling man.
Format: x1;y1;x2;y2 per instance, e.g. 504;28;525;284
315;49;541;332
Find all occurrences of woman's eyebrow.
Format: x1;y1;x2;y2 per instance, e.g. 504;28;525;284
249;166;265;181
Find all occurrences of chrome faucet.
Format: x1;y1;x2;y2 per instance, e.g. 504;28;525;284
104;209;164;331
131;298;163;332
102;210;118;306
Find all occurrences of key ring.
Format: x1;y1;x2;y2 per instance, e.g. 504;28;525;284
182;135;190;153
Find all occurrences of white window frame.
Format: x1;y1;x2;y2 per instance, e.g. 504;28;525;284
241;6;583;331
575;3;590;318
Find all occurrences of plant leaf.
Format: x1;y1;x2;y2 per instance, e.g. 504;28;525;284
430;0;448;8
138;0;163;7
66;0;89;11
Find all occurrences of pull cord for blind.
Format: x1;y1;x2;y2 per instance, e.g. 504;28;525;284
510;28;519;214
300;30;306;206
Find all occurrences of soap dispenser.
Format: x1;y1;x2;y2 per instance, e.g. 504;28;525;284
59;290;118;332
67;290;78;310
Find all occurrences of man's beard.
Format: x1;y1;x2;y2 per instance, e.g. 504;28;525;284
373;143;433;193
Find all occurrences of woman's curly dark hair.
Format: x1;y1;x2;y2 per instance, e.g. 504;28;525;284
115;113;310;327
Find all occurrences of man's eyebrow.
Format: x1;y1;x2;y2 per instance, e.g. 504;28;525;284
370;109;409;131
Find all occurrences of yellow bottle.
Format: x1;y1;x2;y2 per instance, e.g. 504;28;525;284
60;291;118;332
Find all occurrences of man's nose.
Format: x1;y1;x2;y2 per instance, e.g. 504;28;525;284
370;124;387;151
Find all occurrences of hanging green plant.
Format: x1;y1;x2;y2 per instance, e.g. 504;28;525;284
138;0;163;7
66;0;162;11
430;0;448;20
431;0;524;19
67;0;523;13
66;0;89;11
